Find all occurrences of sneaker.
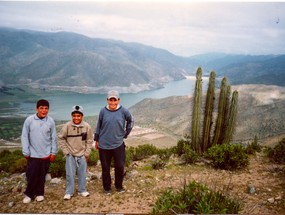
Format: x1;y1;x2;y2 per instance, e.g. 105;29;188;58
63;194;72;200
78;191;90;197
35;196;44;202
116;188;125;193
23;196;31;204
104;189;112;195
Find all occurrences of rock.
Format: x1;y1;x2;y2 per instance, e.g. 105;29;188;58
248;185;256;194
50;178;61;184
45;173;52;181
268;197;275;203
95;172;102;180
12;181;23;193
127;170;139;178
8;202;14;207
86;171;96;180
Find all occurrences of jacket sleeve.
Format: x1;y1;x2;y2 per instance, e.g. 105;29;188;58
58;124;69;155
124;109;134;138
94;110;103;141
21;118;31;157
50;118;58;155
85;124;93;157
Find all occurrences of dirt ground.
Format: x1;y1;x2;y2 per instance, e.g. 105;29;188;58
0;126;284;214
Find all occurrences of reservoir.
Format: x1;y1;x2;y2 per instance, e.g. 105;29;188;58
17;77;209;120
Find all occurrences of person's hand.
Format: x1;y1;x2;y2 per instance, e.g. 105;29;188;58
85;155;89;161
50;154;56;162
95;141;99;150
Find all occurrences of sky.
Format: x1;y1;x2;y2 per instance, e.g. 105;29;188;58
0;1;285;57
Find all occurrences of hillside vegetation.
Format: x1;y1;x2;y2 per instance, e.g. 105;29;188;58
0;141;284;214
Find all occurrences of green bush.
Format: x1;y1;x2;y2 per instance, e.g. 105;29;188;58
87;149;99;166
151;158;167;170
157;148;172;162
152;180;241;214
181;144;199;164
245;137;262;155
206;144;249;170
9;157;27;173
267;138;285;164
127;144;158;161
49;150;66;177
125;147;133;167
174;139;190;156
0;149;26;174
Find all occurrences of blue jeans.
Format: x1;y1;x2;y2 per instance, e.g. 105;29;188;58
65;155;87;195
24;158;50;199
99;143;125;191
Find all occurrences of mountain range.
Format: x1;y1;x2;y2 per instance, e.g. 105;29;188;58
0;27;285;93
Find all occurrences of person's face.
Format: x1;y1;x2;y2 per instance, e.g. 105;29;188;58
72;113;83;125
107;98;120;110
36;106;49;118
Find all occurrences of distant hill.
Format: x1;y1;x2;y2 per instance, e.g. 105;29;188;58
219;55;285;86
188;53;275;71
0;27;197;93
129;84;285;143
1;27;285;93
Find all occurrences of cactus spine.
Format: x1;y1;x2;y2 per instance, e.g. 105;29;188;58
202;71;216;151
191;67;203;153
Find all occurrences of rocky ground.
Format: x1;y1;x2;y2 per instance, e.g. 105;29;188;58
0;148;284;214
0;126;284;214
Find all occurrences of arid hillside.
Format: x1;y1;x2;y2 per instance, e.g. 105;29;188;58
129;84;285;146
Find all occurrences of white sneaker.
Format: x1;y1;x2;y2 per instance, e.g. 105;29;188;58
64;194;72;200
35;196;44;202
23;196;31;204
78;191;90;197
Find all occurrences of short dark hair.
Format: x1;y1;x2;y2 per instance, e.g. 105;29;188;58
36;99;49;108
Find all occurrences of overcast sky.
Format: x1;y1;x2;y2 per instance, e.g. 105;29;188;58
0;1;285;57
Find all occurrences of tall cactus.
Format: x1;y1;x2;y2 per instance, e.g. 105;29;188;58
223;90;238;144
191;67;203;153
201;71;216;152
212;77;228;145
218;85;231;144
190;69;239;153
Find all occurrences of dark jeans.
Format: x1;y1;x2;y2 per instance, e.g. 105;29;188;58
24;158;50;199
99;143;125;191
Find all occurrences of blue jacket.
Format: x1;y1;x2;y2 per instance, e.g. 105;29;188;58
94;106;134;149
21;114;58;158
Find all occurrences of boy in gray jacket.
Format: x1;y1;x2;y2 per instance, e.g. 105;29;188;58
58;105;93;200
21;99;57;203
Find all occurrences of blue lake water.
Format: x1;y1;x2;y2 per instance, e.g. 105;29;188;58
19;78;209;120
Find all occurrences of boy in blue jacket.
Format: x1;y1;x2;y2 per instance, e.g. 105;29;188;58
94;90;134;195
21;99;57;203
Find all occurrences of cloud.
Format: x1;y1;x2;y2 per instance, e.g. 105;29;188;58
0;1;284;56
